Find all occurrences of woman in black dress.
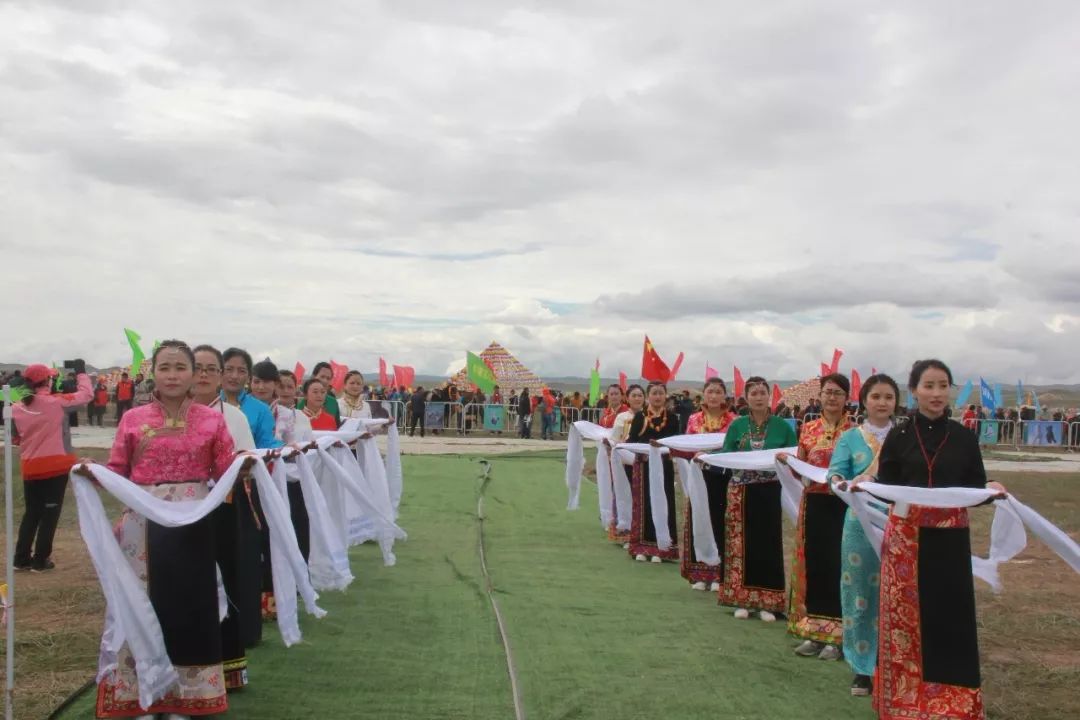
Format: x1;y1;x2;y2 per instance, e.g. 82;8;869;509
627;381;680;563
866;359;1005;719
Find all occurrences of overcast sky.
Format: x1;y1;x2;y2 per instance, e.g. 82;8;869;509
3;1;1078;383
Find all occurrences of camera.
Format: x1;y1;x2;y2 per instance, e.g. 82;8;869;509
63;359;87;375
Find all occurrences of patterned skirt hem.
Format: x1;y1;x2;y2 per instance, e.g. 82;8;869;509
96;676;228;718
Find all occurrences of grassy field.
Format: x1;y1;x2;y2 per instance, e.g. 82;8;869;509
0;449;1077;719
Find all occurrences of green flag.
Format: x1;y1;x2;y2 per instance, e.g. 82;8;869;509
52;362;63;391
466;351;496;394
6;385;32;403
588;368;601;406
124;328;146;374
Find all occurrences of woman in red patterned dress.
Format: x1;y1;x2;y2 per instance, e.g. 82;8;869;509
679;378;736;591
783;373;854;660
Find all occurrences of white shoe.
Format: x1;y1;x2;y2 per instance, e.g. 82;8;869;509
709;582;721;592
635;554;647;562
759;610;777;622
650;556;662;564
818;644;842;661
734;608;750;619
622;543;630;550
691;581;707;591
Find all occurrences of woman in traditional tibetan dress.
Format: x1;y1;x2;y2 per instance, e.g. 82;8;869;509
191;344;258;690
302;378;340;431
95;341;236;719
339;371;372;422
866;359;1005;720
680;378;736;591
598;384;630;542
605;385;644;546
717;377;797;621
627;382;680;563
827;374;899;697
784;373;855;660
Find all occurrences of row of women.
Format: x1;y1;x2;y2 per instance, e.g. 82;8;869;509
585;359;1025;720
75;341;385;719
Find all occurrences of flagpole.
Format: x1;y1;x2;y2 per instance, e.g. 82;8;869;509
3;385;15;720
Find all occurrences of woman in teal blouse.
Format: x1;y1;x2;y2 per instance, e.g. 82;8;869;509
826;373;900;697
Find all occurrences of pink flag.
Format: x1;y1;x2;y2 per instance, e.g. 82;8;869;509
829;348;843;374
669;352;685;382
618;371;628;392
872;367;878;375
379;357;390;387
734;366;744;397
294;362;305;384
820;362;831;377
595;357;600;371
851;369;862;402
392;365;415;389
705;363;719;381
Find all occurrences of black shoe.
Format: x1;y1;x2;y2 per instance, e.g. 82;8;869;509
13;561;32;572
30;560;55;573
850;674;872;696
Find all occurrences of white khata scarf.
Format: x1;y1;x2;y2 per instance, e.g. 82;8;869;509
775;455;1080;592
71;455;325;711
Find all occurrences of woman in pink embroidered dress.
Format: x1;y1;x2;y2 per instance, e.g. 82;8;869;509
96;340;236;720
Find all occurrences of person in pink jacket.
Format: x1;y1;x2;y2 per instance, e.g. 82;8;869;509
11;360;92;571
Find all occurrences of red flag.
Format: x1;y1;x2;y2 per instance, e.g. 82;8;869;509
669;352;685;382
872;367;878;375
393;365;415;389
595;357;600;371
329;360;348;393
294;362;305;384
378;357;390;387
733;366;745;397
820;362;831;377
705;363;718;381
618;371;628;392
641;335;671;382
771;383;782;411
829;348;843;374
851;369;862;402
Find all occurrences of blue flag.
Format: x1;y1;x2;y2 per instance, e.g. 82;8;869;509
979;378;996;413
1033;392;1042;415
1016;380;1023;407
993;383;1004;410
955;380;973;408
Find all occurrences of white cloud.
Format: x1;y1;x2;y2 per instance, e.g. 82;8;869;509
2;0;1079;383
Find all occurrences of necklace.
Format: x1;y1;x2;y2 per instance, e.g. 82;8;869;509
702;410;729;433
645;408;668;433
745;414;769;450
914;421;950;487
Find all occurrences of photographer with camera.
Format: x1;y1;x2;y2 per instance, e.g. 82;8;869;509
11;359;92;572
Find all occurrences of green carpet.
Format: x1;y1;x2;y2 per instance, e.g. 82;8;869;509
55;452;874;719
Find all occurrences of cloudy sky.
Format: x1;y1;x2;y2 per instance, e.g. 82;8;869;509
3;1;1078;383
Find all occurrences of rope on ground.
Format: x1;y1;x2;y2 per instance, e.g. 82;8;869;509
475;458;526;720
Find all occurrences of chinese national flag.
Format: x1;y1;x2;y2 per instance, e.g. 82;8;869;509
851;369;862;402
771;383;783;411
294;362;305;384
733;366;745;398
618;371;628;392
641;336;670;383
